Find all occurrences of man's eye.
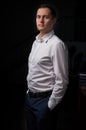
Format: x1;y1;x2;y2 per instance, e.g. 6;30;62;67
36;15;40;18
44;16;50;19
45;16;48;18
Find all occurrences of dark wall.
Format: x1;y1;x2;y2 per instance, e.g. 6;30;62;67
6;0;86;83
4;0;86;130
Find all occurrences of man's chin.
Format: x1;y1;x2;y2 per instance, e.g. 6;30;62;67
37;29;44;32
37;27;45;30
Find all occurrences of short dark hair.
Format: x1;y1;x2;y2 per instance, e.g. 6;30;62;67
36;4;57;18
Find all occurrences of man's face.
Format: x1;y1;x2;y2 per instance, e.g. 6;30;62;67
36;7;56;34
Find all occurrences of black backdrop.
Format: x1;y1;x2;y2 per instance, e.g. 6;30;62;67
3;0;86;130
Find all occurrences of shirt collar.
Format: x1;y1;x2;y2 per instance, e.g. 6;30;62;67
36;30;54;43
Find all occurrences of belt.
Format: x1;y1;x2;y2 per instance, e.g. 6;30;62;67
28;90;52;98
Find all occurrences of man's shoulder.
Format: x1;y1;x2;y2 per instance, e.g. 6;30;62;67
52;34;63;43
51;34;64;46
51;35;67;50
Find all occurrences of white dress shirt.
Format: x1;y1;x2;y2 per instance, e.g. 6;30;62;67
27;30;69;110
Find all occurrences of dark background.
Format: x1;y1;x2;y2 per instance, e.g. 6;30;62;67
3;0;86;130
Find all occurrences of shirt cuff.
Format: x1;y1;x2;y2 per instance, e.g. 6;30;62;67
48;98;56;110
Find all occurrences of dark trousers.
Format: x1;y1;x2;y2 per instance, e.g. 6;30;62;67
24;92;58;130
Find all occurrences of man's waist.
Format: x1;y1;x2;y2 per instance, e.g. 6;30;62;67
28;89;52;98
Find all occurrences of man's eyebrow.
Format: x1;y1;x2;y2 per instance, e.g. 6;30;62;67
36;14;49;16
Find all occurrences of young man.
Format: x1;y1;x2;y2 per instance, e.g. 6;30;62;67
24;4;68;130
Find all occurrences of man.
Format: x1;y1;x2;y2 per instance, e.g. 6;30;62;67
24;3;68;130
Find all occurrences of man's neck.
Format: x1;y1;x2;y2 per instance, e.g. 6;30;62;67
38;29;52;39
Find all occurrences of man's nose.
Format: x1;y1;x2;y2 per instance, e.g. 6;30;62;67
40;17;44;22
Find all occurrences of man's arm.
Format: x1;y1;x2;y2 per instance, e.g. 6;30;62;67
48;41;69;110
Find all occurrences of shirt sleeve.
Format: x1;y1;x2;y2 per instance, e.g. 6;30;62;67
48;41;69;110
